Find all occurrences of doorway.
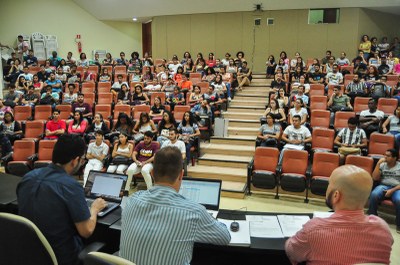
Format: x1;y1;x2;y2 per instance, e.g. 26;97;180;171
142;21;152;57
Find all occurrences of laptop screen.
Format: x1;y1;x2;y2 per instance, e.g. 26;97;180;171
179;178;222;211
84;171;127;202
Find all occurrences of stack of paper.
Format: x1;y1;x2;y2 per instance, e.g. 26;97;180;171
277;215;310;237
218;219;251;247
246;215;284;238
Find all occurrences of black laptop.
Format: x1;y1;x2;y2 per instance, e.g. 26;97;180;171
84;170;127;217
178;178;222;218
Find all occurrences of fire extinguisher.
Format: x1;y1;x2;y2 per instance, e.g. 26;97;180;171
75;34;82;53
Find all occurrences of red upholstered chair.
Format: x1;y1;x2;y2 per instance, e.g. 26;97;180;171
14;106;32;122
4;140;36;176
368;133;395;160
309;84;325;97
309;95;327;111
353;97;371;114
377;98;398;116
173;105;190;123
334;111;356;131
23;121;45;141
97;82;111;93
310;110;330;129
345;155;374;175
34;140;57;168
311;128;335;153
247;147;280;196
34;105;52;122
309;152;340;197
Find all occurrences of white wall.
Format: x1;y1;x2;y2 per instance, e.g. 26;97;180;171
0;0;142;60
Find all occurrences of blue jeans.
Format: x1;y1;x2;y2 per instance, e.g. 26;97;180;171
389;131;400;149
184;142;192;164
368;184;400;227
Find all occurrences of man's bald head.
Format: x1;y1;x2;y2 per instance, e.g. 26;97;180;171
327;165;372;210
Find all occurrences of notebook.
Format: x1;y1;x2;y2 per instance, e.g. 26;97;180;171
178;178;222;218
84;170;127;217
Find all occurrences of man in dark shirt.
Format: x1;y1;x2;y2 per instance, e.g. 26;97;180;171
378;56;391;75
24;49;38;66
17;134;107;265
308;64;325;84
72;93;93;120
37;65;50;82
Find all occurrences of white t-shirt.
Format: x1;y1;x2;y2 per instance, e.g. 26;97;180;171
289;107;308;119
18;41;29;56
283;125;311;144
87;142;109;162
360;109;384;119
161;139;186;155
168;63;182;74
325;72;343;85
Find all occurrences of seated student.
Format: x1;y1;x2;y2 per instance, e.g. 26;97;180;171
66;65;81;84
327;85;353;112
263;98;286;125
382;105;400;148
142;67;155;86
149;96;165;123
115;52;128;66
130;68;143;82
157;111;177;146
334;117;368;164
178;73;193;97
335;52;350;66
55;67;67;84
161;77;176;97
68;111;88;136
286;165;393;264
191;99;212;127
280;115;312;163
1;111;23;144
15;75;30;96
107;133;134;174
111;74;129;98
17;134;107;265
257;113;281;147
359;99;384;138
308;64;325;85
353;56;368;77
48;51;61;68
288;98;308;125
161;128;186;160
3;85;20;108
83;130;109;185
85;113;110;142
71;93;93;121
110;113;134;143
177;111;200;164
45;109;66;140
166;86;185;111
44;72;63;94
98;68;111;82
378;56;391;75
188;85;203;106
290;85;309;108
368;148;400;233
202;85;223;113
21;85;39;108
120;146;230;265
345;74;368;105
24;49;38;67
130;84;150;106
126;131;159;189
116;84;131;105
40;86;59;107
370;75;391;100
211;74;228;100
81;66;96;82
17;65;34;82
63;83;78;105
132;112;157;143
0;101;13;122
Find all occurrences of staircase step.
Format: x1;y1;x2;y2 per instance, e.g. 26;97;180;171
221;181;247;199
211;135;256;146
228;119;260;128
237;92;268;97
228;106;265;111
198;154;252;168
224;111;263;120
252;74;268;79
233;96;268;102
188;165;247;182
200;143;255;156
228;126;259;137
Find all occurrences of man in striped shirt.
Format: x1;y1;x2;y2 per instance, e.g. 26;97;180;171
120;146;231;265
285;165;393;265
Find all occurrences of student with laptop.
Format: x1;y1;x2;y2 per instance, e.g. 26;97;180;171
120;146;231;265
17;134;107;265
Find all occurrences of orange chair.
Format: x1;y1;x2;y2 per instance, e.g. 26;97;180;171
190;73;202;85
198;82;209;94
310;110;330;129
129;82;144;92
81;82;96;94
309;95;327;111
95;104;112;119
76;66;84;76
113;104;131;120
132;105;151;121
28;66;41;74
340;65;354;73
23;121;45;141
247;147;280;196
309;84;325;97
333;111;355;131
368;133;395;160
88;65;99;75
101;65;113;75
14;106;32;122
309;152;340;197
4;140;36;176
150;92;166;105
377;98;398;116
97;82;112;93
84;93;96;107
34;105;52;121
311;128;335;153
55;105;72;120
345;155;374;175
278;150;309;200
114;65;127;75
97;93;113;104
173;105;190;122
353;97;372;114
34;140;57;168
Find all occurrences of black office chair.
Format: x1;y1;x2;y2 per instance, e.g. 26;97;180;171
0;212;58;265
84;252;136;265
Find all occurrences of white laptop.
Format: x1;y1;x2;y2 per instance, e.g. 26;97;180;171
179;178;222;218
84;170;127;217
